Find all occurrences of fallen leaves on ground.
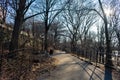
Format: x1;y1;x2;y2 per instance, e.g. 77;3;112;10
27;57;57;80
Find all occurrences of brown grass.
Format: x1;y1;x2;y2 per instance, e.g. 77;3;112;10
0;50;57;80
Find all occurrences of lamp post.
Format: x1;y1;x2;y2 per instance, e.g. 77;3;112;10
41;34;44;51
115;51;118;68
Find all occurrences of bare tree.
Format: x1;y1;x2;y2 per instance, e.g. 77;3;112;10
110;0;120;51
62;1;82;52
62;0;96;53
49;22;66;49
97;0;112;67
37;0;70;51
9;0;39;52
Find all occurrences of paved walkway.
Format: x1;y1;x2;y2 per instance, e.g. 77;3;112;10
38;51;117;80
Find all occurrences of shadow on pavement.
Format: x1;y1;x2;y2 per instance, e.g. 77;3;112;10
74;55;113;80
77;61;103;80
89;66;97;80
75;62;92;78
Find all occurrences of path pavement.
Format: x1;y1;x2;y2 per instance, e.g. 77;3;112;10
38;51;117;80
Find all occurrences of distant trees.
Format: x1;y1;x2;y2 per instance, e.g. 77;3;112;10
37;0;70;51
110;0;120;51
97;25;105;64
62;0;96;53
49;22;66;49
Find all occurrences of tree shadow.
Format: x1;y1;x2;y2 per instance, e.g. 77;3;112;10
78;61;105;80
78;58;113;80
75;62;95;79
89;66;97;80
85;63;113;80
87;64;104;80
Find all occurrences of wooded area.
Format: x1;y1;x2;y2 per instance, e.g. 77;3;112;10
0;0;120;80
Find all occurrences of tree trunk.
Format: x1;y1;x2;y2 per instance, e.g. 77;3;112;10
10;19;23;52
44;0;49;51
9;0;26;52
104;19;112;67
116;33;120;50
9;16;22;51
98;0;112;67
